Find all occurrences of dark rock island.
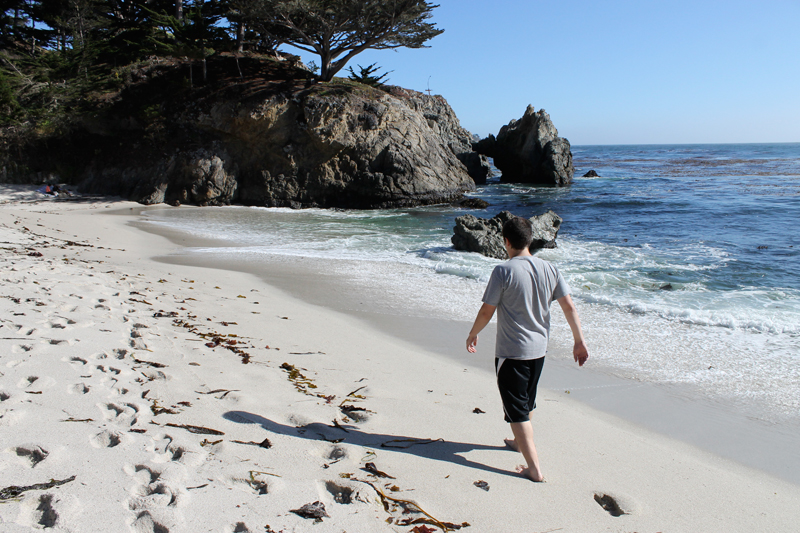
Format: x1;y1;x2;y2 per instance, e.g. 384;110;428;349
473;105;573;186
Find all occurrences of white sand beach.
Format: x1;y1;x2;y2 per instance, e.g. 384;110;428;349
1;185;799;532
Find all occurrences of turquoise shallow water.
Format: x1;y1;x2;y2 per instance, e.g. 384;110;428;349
140;143;800;421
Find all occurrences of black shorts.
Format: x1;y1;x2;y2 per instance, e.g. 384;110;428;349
495;357;545;423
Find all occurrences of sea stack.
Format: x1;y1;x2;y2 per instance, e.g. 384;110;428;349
473;105;573;186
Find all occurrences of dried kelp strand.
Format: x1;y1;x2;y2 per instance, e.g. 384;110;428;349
231;438;272;449
165;423;224;435
0;475;76;500
352;478;465;531
363;462;395;479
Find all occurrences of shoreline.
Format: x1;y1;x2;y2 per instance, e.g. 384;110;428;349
2;187;799;532
142;227;800;487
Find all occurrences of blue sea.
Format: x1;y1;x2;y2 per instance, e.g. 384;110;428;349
139;143;800;421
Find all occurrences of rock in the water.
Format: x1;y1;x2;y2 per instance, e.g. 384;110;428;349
452;210;562;259
529;210;562;250
473;105;573;186
457;197;490;209
582;170;599;177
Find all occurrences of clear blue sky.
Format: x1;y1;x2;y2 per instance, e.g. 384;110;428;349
283;0;800;145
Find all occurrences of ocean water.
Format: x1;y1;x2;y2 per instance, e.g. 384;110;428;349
139;143;800;421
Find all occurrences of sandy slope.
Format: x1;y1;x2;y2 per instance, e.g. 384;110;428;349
1;186;798;532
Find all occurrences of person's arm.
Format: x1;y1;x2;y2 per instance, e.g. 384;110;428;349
466;303;497;353
557;294;589;366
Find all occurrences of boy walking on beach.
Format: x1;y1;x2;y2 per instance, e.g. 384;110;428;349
466;217;589;482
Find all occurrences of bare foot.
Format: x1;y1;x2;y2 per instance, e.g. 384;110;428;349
516;465;545;483
504;438;519;451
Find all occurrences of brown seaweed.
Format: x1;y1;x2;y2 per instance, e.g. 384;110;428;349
363;462;395;479
231;438;272;449
352;478;468;531
165;423;224;435
0;475;76;500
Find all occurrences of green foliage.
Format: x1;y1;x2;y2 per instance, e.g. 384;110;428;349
0;67;21;123
347;63;391;88
237;0;443;81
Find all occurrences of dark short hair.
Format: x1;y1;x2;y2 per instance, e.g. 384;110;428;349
502;217;533;250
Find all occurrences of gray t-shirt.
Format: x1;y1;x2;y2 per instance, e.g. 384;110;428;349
482;255;571;360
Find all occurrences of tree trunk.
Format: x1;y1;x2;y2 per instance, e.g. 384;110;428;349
236;22;245;53
175;0;183;22
202;58;207;83
320;50;333;82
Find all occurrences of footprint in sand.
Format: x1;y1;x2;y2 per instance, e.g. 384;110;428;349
12;444;49;467
0;408;25;426
69;382;91;395
16;493;60;528
148;434;204;467
593;492;635;516
96;365;121;375
90;429;124;448
129;510;170;533
98;402;140;425
17;376;39;389
125;462;188;532
11;344;33;353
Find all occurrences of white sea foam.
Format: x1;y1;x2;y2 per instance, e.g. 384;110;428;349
140;204;800;420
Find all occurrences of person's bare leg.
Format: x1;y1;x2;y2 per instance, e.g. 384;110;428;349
510;420;544;482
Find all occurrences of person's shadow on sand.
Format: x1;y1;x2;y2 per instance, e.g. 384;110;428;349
223;410;518;478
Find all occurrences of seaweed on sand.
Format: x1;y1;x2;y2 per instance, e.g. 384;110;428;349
0;476;76;500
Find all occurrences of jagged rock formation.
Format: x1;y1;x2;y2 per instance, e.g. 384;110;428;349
1;57;482;209
452;210;562;259
82;87;477;208
386;87;493;185
473;105;573;186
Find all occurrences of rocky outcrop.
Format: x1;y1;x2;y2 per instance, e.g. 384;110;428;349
473;105;573;186
387;87;493;185
84;89;476;208
451;210;562;259
2;58;481;209
582;170;599;177
82;146;238;206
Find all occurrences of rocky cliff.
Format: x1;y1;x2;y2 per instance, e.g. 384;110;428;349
474;105;573;186
1;56;482;209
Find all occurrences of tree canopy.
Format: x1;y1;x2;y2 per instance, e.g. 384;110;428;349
0;0;445;126
237;0;443;81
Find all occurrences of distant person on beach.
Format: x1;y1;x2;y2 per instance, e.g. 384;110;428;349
466;216;589;482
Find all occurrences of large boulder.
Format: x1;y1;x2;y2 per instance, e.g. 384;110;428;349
473;105;573;186
222;88;476;208
83;146;238;206
452;210;562;259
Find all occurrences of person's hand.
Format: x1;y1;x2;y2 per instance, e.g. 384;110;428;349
573;340;589;366
466;334;479;353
